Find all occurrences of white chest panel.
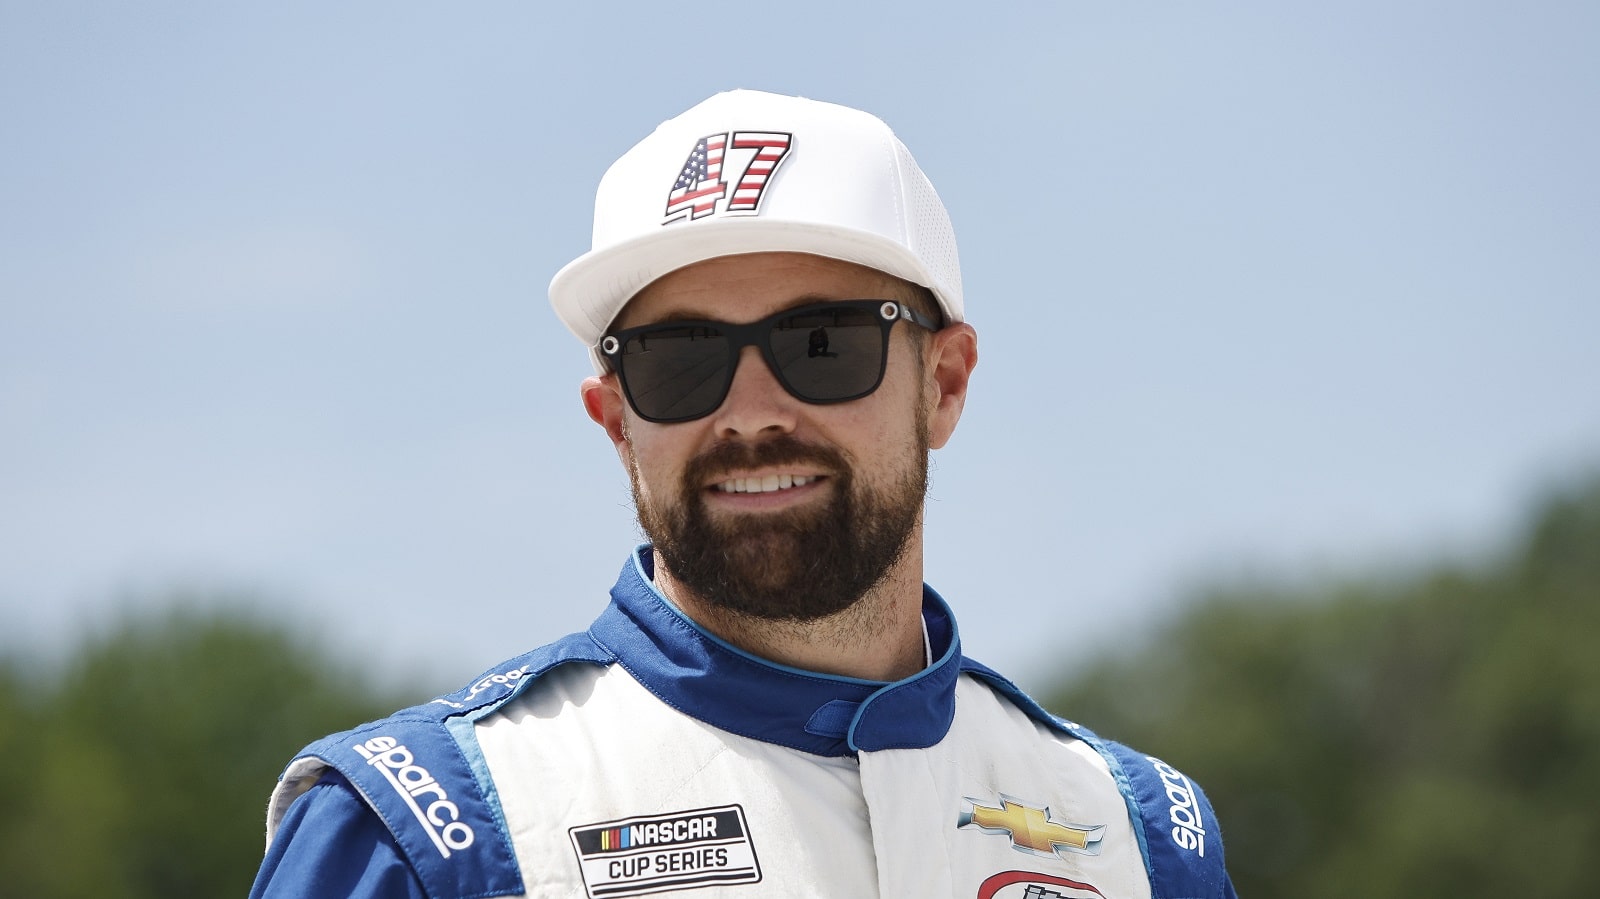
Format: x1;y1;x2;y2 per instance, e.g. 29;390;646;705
475;665;1151;899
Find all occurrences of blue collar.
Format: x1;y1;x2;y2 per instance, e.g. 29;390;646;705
586;547;963;757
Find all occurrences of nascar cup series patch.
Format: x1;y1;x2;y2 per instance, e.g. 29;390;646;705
568;805;761;897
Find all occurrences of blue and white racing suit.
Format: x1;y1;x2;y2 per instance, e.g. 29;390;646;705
251;548;1237;899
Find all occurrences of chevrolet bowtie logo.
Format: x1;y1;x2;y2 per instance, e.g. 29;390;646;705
958;796;1105;858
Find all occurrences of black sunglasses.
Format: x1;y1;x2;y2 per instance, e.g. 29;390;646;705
599;299;940;423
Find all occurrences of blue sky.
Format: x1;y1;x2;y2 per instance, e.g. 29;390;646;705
3;2;1596;692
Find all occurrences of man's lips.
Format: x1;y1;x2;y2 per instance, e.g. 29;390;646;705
709;473;823;495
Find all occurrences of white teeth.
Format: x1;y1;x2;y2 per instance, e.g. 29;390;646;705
715;475;816;494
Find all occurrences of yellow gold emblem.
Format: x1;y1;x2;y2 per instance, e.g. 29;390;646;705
958;796;1105;858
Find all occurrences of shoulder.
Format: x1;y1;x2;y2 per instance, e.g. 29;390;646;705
960;657;1237;899
250;771;427;899
257;632;617;899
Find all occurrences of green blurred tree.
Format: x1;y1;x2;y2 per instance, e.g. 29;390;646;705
1044;471;1600;898
0;603;415;899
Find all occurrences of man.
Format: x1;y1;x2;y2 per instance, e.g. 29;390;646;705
251;90;1236;899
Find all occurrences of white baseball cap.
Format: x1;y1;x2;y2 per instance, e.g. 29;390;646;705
548;89;963;369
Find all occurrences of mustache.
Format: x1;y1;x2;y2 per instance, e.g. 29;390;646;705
683;436;849;486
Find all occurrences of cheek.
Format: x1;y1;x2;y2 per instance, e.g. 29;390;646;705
851;355;928;445
624;424;698;496
819;397;922;474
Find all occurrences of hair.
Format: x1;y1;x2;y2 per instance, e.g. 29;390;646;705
888;280;944;360
907;283;944;327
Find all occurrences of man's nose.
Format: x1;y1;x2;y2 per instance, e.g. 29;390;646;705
709;345;799;439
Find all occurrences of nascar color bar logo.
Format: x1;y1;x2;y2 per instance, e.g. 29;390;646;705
569;805;761;897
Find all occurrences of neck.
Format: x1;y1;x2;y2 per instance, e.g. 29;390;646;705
654;539;929;682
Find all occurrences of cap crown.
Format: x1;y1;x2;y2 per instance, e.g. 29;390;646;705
549;90;963;361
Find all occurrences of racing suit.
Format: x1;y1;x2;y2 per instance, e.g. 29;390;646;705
251;548;1236;898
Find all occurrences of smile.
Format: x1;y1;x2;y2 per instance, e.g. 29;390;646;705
713;474;820;494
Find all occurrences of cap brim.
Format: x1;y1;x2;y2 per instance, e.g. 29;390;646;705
549;217;950;353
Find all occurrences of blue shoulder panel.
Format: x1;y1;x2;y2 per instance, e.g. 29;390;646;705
288;632;615;899
1095;740;1237;899
252;770;429;899
961;658;1236;899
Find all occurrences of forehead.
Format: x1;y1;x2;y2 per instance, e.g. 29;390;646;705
613;252;910;329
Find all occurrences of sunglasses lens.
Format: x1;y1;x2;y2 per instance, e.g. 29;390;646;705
768;305;887;401
616;325;732;422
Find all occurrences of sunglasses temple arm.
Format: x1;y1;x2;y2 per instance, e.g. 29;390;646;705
899;303;941;332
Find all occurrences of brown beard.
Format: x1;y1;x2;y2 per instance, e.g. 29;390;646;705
632;427;928;623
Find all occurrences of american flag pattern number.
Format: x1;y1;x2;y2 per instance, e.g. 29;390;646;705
664;131;793;223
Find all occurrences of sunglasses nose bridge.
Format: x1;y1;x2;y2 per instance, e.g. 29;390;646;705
719;318;790;395
709;340;801;436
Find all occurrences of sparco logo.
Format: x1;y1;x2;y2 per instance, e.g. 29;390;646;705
431;664;532;710
353;736;475;857
1147;756;1206;857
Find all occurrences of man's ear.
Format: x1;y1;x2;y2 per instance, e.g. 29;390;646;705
924;323;978;450
581;375;630;448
